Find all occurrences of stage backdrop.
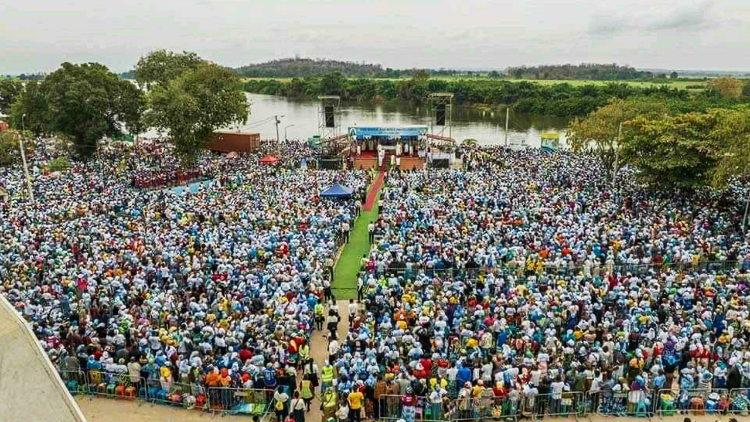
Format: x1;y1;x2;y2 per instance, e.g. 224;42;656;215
348;125;428;141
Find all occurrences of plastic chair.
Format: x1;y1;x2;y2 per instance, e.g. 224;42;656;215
689;397;705;415
660;396;676;417
66;380;78;395
635;401;649;418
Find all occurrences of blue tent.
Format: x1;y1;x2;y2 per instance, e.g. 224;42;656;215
320;183;353;198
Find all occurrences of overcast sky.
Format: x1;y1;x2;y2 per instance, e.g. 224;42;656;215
2;0;749;74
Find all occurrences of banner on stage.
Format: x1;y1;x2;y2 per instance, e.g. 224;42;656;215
348;126;428;140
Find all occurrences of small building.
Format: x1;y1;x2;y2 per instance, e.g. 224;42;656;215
209;130;261;153
0;121;9;132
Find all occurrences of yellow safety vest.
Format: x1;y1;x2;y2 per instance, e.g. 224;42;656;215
300;344;310;359
322;365;334;382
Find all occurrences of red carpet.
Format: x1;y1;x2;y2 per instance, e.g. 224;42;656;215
364;171;385;211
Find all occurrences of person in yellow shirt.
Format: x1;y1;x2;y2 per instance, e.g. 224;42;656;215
348;389;364;422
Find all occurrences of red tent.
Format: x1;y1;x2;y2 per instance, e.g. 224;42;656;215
259;155;279;165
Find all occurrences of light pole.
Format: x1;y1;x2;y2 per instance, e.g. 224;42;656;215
284;124;294;141
19;114;34;204
274;115;285;143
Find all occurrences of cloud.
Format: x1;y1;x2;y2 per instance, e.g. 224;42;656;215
646;0;717;31
589;0;719;37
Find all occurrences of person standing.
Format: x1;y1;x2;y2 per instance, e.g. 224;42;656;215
301;375;314;412
274;388;289;422
290;391;306;422
348;387;364;422
356;276;364;302
341;221;350;243
367;222;375;244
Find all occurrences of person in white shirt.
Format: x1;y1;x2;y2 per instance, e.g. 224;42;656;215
328;338;339;363
348;299;359;326
550;378;565;415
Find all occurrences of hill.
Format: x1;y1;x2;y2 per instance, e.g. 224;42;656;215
234;58;386;78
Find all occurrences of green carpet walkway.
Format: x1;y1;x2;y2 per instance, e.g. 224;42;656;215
332;171;384;299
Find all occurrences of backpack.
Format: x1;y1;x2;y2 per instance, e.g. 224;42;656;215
276;398;285;411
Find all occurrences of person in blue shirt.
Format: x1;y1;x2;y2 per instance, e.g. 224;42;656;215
456;362;472;386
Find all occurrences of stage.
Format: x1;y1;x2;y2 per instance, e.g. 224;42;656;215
349;125;428;170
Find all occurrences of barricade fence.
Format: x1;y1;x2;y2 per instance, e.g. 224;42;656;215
360;259;745;284
59;370;276;418
521;392;586;420
57;372;750;421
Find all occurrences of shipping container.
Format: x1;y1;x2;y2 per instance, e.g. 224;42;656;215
209;131;262;153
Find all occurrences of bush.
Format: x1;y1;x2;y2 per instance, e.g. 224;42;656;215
47;156;71;172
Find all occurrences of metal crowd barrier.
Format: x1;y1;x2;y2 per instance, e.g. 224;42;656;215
362;260;744;284
144;378;207;412
653;388;731;417
57;370;750;421
453;396;519;422
207;387;271;416
727;388;750;415
86;370;139;400
60;370;89;396
597;389;653;417
521;392;585;420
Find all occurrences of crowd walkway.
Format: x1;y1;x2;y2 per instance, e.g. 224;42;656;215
332;172;383;299
363;171;384;211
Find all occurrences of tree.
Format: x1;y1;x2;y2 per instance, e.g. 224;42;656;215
488;70;501;78
567;98;668;172
621;109;750;188
147;62;248;164
707;107;750;186
37;62;139;158
670;71;679;79
0;130;35;167
134;50;203;89
9;81;50;136
0;80;24;115
117;81;148;138
707;77;743;99
320;72;346;96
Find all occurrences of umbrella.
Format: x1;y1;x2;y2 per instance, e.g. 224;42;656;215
259;155;279;165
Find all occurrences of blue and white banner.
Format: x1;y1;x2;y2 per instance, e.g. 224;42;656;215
348;126;428;140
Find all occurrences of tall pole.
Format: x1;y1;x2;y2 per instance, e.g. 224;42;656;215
20;114;34;204
275;115;281;143
504;107;510;147
742;193;749;233
613;122;623;190
284;124;294;141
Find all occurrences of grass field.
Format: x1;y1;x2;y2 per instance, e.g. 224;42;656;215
332;174;382;300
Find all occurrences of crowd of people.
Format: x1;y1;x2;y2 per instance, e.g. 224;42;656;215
326;148;750;420
4;138;750;421
0;138;366;415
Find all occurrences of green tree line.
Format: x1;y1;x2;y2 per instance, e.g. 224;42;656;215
506;63;652;80
244;73;750;118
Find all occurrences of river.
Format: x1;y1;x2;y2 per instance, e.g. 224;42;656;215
233;94;569;148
